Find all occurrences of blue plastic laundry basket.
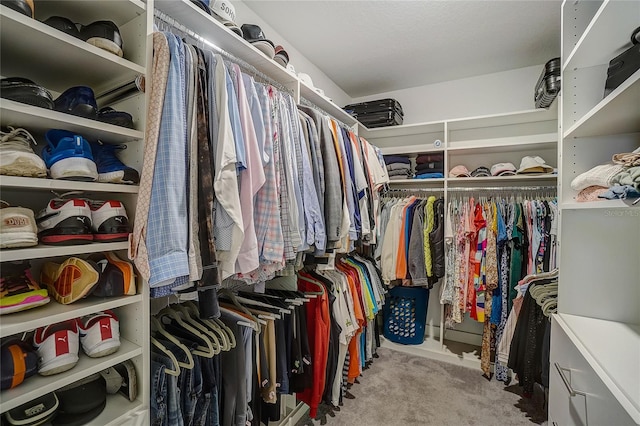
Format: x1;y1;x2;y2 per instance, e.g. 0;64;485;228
383;286;430;345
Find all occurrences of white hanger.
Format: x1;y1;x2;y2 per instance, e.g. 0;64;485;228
173;304;221;354
158;307;215;358
151;337;180;376
150;316;195;369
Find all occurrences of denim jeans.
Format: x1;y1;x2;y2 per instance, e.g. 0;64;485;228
181;352;202;426
152;352;183;426
193;355;219;426
151;360;168;426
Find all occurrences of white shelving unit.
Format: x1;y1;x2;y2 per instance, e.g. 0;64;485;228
550;1;640;424
0;0;149;422
360;107;559;364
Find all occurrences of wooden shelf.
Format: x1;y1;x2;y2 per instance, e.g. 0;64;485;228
0;100;143;143
0;241;130;263
0;295;142;339
448;133;557;153
564;69;640;139
561;199;640;210
154;0;298;87
361;120;444;139
555;314;640;423
0;175;139;194
447;107;557;131
447;175;557;184
35;0;146;28
0;339;142;412
379;145;444;155
299;81;358;126
563;0;640;71
388;178;445;185
0;6;145;94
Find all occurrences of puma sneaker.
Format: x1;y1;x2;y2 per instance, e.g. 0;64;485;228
0;126;47;178
35;197;93;245
0;201;38;248
88;200;131;242
78;310;120;358
33;320;80;376
40;257;100;304
0;261;49;315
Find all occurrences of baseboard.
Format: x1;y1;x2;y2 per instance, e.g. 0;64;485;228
429;326;483;346
380;337;482;369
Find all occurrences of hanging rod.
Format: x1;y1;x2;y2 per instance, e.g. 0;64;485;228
153;9;294;95
299;96;353;130
447;185;557;192
384;187;445;192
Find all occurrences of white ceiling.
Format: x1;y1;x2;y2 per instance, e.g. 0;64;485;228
244;0;561;98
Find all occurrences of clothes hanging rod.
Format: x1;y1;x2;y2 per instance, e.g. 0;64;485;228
153;9;293;95
447;185;557;192
299;96;353;130
384;187;445;192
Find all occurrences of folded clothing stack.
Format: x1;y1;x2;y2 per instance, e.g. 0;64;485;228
384;155;412;180
571;148;640;202
415;153;444;179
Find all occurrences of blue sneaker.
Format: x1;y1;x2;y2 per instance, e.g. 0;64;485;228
43;130;97;181
91;142;139;184
53;86;97;118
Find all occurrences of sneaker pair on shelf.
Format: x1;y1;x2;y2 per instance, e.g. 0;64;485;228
41;252;136;305
0;195;132;247
33;311;121;376
43;16;124;58
42;129;138;183
0;126;139;183
36;196;132;245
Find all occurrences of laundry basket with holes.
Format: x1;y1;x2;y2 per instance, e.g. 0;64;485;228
383;286;429;345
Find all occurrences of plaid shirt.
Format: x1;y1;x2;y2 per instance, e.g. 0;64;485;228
147;33;190;289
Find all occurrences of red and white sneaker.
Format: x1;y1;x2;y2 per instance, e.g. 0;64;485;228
79;310;120;358
35;197;92;245
33;320;80;376
89;200;131;242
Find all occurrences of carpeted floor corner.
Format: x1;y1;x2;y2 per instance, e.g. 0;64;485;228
295;347;547;426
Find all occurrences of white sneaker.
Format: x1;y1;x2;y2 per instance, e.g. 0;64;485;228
0;126;47;178
0;201;38;248
79;310;120;358
33;320;80;376
35;197;93;245
89;200;131;242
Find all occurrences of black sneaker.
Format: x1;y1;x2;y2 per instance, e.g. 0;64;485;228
0;77;54;109
43;16;81;38
53;86;98;118
80;21;123;57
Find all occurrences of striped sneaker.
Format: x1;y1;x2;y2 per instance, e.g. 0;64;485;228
0;261;49;315
78;310;120;358
33;320;80;376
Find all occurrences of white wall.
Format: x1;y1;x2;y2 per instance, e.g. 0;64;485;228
234;0;352;107
350;64;544;125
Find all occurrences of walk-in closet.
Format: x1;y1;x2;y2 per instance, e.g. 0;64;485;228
0;1;638;425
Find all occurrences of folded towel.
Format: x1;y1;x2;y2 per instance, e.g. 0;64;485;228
570;164;624;191
384;155;410;165
386;162;411;171
611;166;640;191
415;172;444;179
390;175;411;180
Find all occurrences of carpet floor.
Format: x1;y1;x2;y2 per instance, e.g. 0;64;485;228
295;347;547;426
